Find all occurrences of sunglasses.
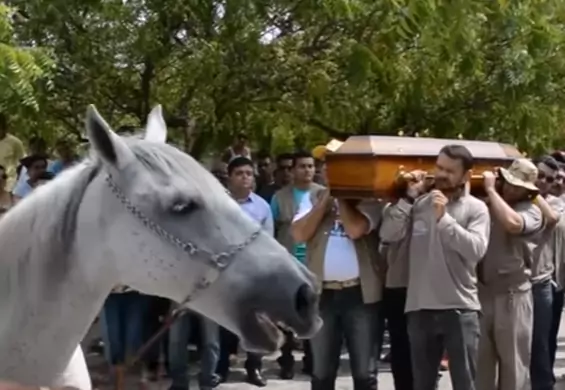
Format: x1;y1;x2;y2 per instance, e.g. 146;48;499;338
538;172;556;184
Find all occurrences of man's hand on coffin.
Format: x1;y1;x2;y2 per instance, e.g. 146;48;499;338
403;170;427;200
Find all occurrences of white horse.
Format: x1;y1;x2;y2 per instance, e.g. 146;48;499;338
0;105;321;388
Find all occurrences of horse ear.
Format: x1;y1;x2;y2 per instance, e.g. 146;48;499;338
144;104;167;143
85;105;135;169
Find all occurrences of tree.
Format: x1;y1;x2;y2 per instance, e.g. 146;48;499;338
0;2;53;135
7;0;565;155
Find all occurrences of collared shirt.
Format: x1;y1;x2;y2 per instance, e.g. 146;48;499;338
237;191;274;236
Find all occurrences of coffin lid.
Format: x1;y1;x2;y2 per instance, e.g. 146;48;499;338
326;135;523;161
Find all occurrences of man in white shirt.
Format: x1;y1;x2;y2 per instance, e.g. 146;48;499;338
292;188;383;390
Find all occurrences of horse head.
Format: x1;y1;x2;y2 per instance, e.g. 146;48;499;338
82;105;321;353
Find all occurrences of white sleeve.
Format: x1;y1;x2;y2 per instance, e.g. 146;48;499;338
52;345;92;389
292;195;314;223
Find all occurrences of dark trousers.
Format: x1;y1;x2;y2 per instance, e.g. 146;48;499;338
216;327;262;375
279;331;313;371
407;309;479;390
101;292;147;365
531;280;554;390
310;285;379;390
549;286;564;375
384;288;413;390
142;296;171;373
169;312;220;389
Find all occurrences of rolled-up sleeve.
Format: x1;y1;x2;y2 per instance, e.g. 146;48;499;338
379;199;413;243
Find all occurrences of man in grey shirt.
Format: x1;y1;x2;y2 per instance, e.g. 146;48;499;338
380;145;490;390
476;158;546;390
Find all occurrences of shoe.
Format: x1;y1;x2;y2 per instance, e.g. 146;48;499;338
279;366;294;380
246;369;267;387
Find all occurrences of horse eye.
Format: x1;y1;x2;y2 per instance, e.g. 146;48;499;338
170;201;197;215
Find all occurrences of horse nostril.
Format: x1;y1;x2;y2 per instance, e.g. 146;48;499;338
295;283;316;320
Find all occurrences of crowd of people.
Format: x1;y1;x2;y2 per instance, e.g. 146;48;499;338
3;115;565;390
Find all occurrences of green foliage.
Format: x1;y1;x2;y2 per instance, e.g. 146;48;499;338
0;2;53;128
5;0;565;155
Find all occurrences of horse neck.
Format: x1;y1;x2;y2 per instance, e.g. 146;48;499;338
0;167;115;382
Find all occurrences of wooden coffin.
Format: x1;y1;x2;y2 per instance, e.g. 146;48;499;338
325;135;524;199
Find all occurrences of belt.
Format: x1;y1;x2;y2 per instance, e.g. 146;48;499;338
322;277;360;290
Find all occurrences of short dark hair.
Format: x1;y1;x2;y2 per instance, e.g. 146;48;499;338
256;150;271;161
227;156;254;175
292;150;314;167
537;155;559;171
275;153;293;165
439;144;474;171
551;151;565;163
21;154;48;169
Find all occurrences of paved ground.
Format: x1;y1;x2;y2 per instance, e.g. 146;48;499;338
84;314;565;390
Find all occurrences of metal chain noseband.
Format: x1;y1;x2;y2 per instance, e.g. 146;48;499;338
104;174;261;305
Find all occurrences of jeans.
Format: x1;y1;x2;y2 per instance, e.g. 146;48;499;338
407;309;479;390
383;288;413;390
531;280;554;390
310;285;379;390
168;312;220;390
549;286;564;375
143;296;171;373
101;291;147;365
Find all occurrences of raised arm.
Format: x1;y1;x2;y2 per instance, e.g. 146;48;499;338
291;190;331;243
437;201;490;265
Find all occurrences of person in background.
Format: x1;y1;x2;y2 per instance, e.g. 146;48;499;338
549;160;565;375
100;286;147;390
168;308;220;390
211;160;228;188
0;165;13;215
216;156;272;387
311;145;327;185
270;150;320;379
49;138;79;176
142;296;171;382
255;151;275;200
257;152;294;203
529;156;562;390
0;114;25;189
221;132;252;163
15;136;48;184
12;154;48;202
477;159;545;390
274;153;294;188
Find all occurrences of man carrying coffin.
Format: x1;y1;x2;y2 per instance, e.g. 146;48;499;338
380;144;490;390
476;158;552;390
